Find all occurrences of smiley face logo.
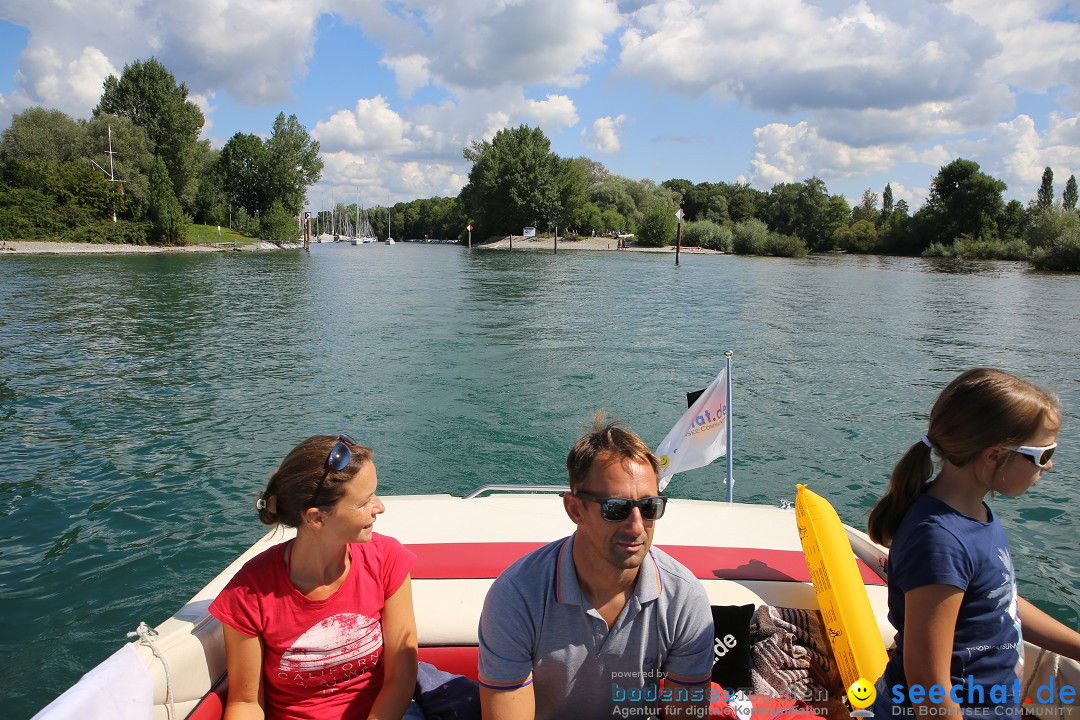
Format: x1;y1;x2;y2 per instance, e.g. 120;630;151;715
847;678;876;709
658;455;670;471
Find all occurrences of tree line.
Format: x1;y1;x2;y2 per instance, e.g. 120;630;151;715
3;73;1078;271
455;125;1080;271
0;57;322;245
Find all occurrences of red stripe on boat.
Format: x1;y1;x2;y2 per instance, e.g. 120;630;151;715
405;543;885;585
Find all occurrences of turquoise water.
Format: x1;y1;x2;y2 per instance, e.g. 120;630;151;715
1;245;1077;717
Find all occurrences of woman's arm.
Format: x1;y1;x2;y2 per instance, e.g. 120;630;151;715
222;624;266;720
367;574;419;720
1018;596;1080;661
902;584;964;716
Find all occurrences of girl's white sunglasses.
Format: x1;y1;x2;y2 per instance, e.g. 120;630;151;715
1002;442;1057;468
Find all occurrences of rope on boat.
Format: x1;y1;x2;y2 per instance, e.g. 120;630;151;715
128;621;175;720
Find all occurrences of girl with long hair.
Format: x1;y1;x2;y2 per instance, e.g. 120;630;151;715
868;369;1079;716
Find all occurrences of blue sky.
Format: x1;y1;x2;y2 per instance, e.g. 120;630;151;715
2;1;1079;212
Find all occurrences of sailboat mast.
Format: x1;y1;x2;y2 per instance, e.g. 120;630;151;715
107;125;115;182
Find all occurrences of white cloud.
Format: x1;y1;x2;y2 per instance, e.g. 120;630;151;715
582;114;627;154
751;120;915;186
2;0;322;116
368;0;621;91
380;54;431;98
13;43;117;117
618;1;999;115
312;151;467;207
313;95;417;154
953;115;1080;202
519;95;579;130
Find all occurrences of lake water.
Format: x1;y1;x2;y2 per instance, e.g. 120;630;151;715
1;244;1078;717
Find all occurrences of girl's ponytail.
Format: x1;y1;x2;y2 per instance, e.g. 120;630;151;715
868;368;1060;547
868;440;934;546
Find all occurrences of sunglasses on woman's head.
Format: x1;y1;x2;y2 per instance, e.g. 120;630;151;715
311;434;356;507
1003;442;1057;469
572;491;668;522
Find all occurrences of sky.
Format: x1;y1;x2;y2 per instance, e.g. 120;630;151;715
1;0;1079;213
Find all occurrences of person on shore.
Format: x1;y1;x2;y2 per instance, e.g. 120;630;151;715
210;435;419;720
477;416;714;719
867;368;1080;717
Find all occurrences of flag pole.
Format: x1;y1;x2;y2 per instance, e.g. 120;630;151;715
725;350;734;503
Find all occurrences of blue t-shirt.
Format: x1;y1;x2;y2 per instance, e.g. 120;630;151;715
873;494;1024;714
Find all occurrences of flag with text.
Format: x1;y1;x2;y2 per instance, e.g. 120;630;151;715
655;367;728;491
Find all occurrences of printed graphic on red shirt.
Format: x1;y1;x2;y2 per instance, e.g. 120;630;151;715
277;612;383;690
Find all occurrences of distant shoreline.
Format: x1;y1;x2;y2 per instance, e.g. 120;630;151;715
0;240;301;255
474;235;722;254
2;237;722;256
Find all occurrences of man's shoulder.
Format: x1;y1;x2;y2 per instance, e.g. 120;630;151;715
649;545;701;585
649;546;711;608
496;536;569;586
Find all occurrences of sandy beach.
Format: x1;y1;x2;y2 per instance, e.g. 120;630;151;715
474;235;721;254
0;240;302;255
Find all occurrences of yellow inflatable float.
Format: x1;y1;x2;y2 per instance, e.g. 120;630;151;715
795;484;888;690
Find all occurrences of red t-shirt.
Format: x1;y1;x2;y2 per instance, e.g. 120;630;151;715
209;533;416;720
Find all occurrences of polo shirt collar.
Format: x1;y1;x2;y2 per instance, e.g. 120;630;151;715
554;533;663;607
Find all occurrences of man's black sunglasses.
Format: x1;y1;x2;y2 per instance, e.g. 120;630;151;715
572;491;668;522
311;434;355;507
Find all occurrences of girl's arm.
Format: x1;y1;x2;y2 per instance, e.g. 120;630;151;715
1018;596;1080;661
222;624;266;720
903;584;965;715
367;574;419;720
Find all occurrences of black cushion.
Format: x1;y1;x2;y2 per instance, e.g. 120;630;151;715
710;604;755;689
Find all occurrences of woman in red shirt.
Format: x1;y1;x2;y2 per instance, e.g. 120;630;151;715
210;435;418;720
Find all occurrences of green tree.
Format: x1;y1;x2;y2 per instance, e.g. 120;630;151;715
460;124;558;235
1036;166;1054;210
0;107;83;165
636;203;676;247
684;220;732;251
765;177;832;250
554;156;592;231
732;218;769;254
998;200;1027;242
822;194;851;245
146;155;188;245
1064;175;1078;212
916;158;1007;249
571;156;610;190
725;183;764;223
851;189;878;225
78;114;155;220
834;219;879;253
259;200;298;244
882;183;894;215
96;58;204;207
263;113;322;215
1030;211;1080;270
219;132;268;216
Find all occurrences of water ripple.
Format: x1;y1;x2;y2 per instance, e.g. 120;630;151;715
1;248;1078;717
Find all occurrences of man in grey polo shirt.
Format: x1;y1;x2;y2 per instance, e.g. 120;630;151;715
478;417;714;719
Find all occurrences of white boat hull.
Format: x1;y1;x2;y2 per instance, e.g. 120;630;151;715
33;491;1080;720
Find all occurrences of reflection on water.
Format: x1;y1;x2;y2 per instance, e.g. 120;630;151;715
0;246;1077;716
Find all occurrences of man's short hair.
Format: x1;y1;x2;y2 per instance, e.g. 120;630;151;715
566;412;661;491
